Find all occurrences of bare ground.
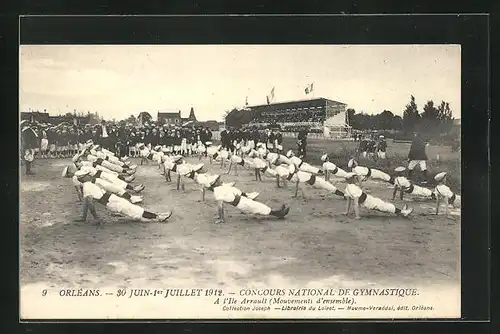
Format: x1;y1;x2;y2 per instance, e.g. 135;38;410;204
20;157;460;292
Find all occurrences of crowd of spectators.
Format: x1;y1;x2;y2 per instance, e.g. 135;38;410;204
250;109;325;125
20;119;214;159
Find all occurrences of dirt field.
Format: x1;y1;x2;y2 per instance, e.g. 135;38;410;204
20;148;460;299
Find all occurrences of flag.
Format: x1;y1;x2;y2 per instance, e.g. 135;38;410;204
270;87;275;100
245;96;248;106
266;96;270;105
305;87;309;94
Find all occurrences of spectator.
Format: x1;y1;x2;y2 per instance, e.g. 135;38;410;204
407;132;429;184
377;135;387;159
297;128;308;159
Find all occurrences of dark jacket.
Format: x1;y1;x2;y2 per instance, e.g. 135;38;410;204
408;136;428;160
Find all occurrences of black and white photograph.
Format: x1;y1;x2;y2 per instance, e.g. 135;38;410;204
20;43;462;319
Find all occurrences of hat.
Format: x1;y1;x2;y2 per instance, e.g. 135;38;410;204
394;166;407;173
154;145;161;151
61;166;69;178
434;172;447;182
205;141;212;146
286;150;294;158
320;154;328;162
379;135;384;138
173;155;183;163
347;158;358;168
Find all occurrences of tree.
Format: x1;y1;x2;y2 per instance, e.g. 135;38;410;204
403;95;420;134
224;108;256;128
419;100;439;134
124;114;137;125
346;108;356;126
392;115;403;131
436;101;453;133
137;112;152;124
377;110;394;130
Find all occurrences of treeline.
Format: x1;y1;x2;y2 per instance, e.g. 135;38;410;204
402;95;454;135
349;95;455;137
347;109;403;131
224;95;457;139
225;108;256;128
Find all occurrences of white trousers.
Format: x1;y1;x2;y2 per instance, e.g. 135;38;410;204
40;139;49;151
410;185;433;197
299;162;320;174
370;169;391;182
408;160;427;171
235;196;271;215
106;194;144;220
311;177;339;193
362;195;396;214
100;172;127;189
101;160;124;173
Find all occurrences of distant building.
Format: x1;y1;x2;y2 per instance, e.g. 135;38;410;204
240;97;351;138
157;111;182;125
158;107;198;125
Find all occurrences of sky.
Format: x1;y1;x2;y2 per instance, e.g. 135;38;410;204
19;45;461;121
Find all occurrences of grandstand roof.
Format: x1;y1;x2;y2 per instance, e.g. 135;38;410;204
247;97;346;109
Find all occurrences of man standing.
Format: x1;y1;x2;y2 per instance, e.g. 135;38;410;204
220;127;229;151
358;135;368;158
377;135;387;159
407;132;429;184
98;120;109;150
275;128;283;154
297;128;308;159
21;121;38;175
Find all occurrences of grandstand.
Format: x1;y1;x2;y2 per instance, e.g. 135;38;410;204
245;97;351;138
